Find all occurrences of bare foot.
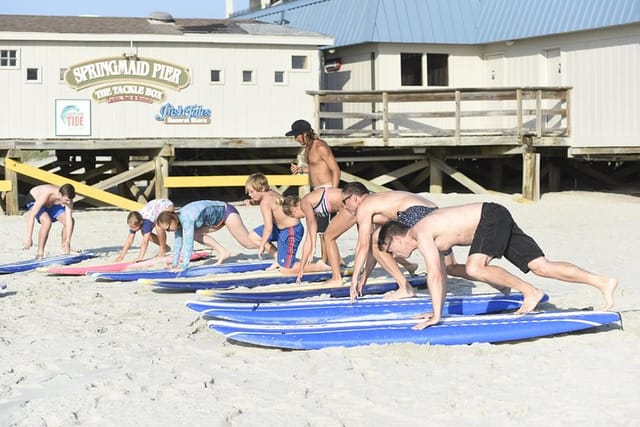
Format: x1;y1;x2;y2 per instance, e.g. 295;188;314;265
36;253;44;260
315;260;331;271
322;278;345;287
514;288;545;314
384;286;416;300
600;277;618;311
266;262;279;271
214;249;231;265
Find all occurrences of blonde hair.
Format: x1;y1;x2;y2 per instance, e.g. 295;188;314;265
156;211;179;227
245;172;270;193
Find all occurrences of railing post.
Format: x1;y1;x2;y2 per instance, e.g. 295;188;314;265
536;89;543;137
565;88;571;137
516;89;523;137
382;91;389;145
313;93;321;131
455;90;461;144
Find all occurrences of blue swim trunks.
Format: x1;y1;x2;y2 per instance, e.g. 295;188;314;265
26;202;65;223
253;223;304;268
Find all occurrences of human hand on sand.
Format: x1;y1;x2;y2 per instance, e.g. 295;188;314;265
22;238;33;250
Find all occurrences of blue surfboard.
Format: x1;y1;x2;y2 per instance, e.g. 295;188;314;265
148;269;354;291
91;260;272;281
205;275;427;302
0;252;95;274
187;292;548;324
208;310;622;350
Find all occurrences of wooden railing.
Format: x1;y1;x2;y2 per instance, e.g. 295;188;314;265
308;87;571;144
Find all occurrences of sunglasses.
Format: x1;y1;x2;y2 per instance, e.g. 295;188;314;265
385;239;393;254
341;194;352;205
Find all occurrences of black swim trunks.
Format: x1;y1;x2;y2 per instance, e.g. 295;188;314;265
469;202;544;273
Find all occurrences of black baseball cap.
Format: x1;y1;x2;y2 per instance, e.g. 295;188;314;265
285;119;312;136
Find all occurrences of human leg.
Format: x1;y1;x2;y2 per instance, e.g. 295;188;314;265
465;253;544;313
194;226;230;265
527;257;617;310
225;213;259;250
36;213;53;259
321;211;356;286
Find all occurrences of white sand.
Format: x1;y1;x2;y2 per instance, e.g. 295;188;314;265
1;191;639;426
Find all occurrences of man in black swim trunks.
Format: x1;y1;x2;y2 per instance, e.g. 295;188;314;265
378;202;618;330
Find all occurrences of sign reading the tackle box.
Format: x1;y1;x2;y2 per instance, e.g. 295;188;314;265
64;56;191;104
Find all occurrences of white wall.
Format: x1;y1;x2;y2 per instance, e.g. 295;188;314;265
0;39;322;139
319;24;640;147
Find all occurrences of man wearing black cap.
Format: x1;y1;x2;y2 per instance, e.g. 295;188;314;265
286;119;341;264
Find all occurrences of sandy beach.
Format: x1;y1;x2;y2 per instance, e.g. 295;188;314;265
1;190;639;426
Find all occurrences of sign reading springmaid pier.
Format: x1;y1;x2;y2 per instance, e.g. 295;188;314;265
64;56;191;104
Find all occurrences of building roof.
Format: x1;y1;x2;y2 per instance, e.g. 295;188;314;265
0;14;332;42
234;0;640;47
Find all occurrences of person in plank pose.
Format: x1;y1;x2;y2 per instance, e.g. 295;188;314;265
341;182;475;300
378;202;618;329
282;187;354;285
23;183;76;259
286;119;341;263
116;198;174;262
245;172;329;274
156;200;257;271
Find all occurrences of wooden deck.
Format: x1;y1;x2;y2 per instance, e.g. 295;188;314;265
2;86;637;215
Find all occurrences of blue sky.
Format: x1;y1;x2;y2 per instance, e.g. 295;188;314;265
1;0;250;19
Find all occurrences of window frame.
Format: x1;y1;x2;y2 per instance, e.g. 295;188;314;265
0;49;19;69
25;67;42;84
241;69;256;85
209;68;225;85
400;52;423;87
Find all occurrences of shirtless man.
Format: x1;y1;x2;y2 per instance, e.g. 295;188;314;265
287;119;340;262
341;182;466;300
23;183;75;259
378;202;618;329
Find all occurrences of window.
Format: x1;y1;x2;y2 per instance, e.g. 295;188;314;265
401;53;422;86
210;69;224;84
0;49;18;68
291;55;308;70
274;70;287;85
242;69;255;84
59;68;67;81
427;53;449;86
26;67;41;83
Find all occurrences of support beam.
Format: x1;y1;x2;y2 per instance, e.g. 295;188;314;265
429;156;488;194
522;152;540;200
370;159;430;186
73;160;156;205
3;156;19;215
4;158;143;211
429;161;443;194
